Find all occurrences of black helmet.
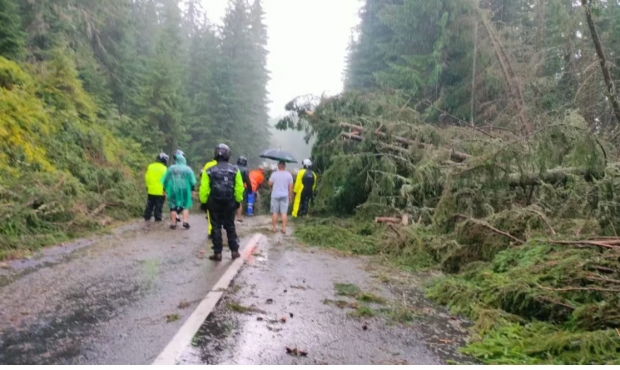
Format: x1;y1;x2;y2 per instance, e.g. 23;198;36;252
156;152;169;165
237;156;248;167
214;144;231;161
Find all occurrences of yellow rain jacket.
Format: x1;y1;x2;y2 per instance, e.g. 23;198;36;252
292;169;317;217
145;162;167;196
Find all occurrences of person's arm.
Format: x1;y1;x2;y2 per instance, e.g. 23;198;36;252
243;171;251;191
189;169;197;194
199;170;210;204
268;173;274;187
288;174;294;202
160;169;170;197
145;166;150;190
234;170;245;203
288;182;293;203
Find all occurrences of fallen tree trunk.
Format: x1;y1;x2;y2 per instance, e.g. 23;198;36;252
340;124;471;163
376;215;409;225
508;167;594;187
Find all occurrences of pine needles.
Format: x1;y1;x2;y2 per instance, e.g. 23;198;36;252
292;91;620;364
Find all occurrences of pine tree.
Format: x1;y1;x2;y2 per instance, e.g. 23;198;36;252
0;0;25;60
141;0;188;154
345;0;398;91
247;0;271;160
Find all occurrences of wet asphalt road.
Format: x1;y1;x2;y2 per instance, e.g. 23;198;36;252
178;229;472;365
0;215;259;365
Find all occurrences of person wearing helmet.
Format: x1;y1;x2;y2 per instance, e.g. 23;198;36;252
247;166;265;216
162;150;197;230
236;156;252;222
199;144;245;261
292;159;317;218
144;153;169;222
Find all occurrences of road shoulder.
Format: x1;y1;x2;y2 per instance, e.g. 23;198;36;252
178;231;472;365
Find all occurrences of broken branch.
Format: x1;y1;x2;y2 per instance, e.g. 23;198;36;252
455;214;525;244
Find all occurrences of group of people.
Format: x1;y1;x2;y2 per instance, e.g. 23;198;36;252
143;144;317;261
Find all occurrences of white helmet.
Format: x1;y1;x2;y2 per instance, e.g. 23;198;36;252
302;159;312;169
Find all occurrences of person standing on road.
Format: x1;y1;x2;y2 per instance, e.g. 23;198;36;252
200;144;245;261
269;161;294;234
162;150;197;230
236;156;252;223
144;153;169;222
292;159;317;218
247;166;265;216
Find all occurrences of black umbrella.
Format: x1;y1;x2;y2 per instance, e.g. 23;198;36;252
259;149;298;163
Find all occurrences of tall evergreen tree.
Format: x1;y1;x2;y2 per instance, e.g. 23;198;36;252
141;0;187;154
0;0;25;60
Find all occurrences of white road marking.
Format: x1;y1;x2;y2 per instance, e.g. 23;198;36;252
152;233;265;365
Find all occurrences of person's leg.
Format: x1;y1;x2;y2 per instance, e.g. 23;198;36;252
300;193;310;217
144;195;154;221
209;205;224;260
247;192;254;216
223;202;240;259
170;209;178;229
154;196;165;221
207;211;212;238
292;191;302;218
270;197;278;232
182;209;190;229
282;213;288;233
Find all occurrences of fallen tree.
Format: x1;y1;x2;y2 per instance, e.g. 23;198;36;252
281;91;620;363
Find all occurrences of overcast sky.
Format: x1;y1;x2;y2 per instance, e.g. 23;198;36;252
202;0;362;118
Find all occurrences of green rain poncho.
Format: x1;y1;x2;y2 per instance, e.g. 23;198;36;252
162;156;197;210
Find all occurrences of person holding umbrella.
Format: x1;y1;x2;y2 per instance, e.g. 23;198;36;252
268;161;294;234
260;149;298;234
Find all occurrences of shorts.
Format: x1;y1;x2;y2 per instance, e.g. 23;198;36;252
270;196;289;214
171;206;184;213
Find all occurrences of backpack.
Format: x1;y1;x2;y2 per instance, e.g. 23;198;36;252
207;163;238;202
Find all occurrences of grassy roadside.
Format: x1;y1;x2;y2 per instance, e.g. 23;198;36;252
293;217;620;365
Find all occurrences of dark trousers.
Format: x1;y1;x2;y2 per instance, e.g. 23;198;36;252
208;201;239;253
299;192;312;217
144;195;165;221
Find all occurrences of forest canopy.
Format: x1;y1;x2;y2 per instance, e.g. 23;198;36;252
0;0;271;256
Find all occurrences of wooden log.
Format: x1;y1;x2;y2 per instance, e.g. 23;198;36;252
376;215;410;225
508;167;592;187
376;217;401;224
339;123;471;163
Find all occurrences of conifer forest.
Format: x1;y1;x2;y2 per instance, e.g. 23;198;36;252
0;0;270;254
3;0;620;364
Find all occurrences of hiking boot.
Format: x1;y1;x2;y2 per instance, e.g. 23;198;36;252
176;216;182;223
231;251;241;260
209;253;222;262
170;224;177;230
183;223;190;230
